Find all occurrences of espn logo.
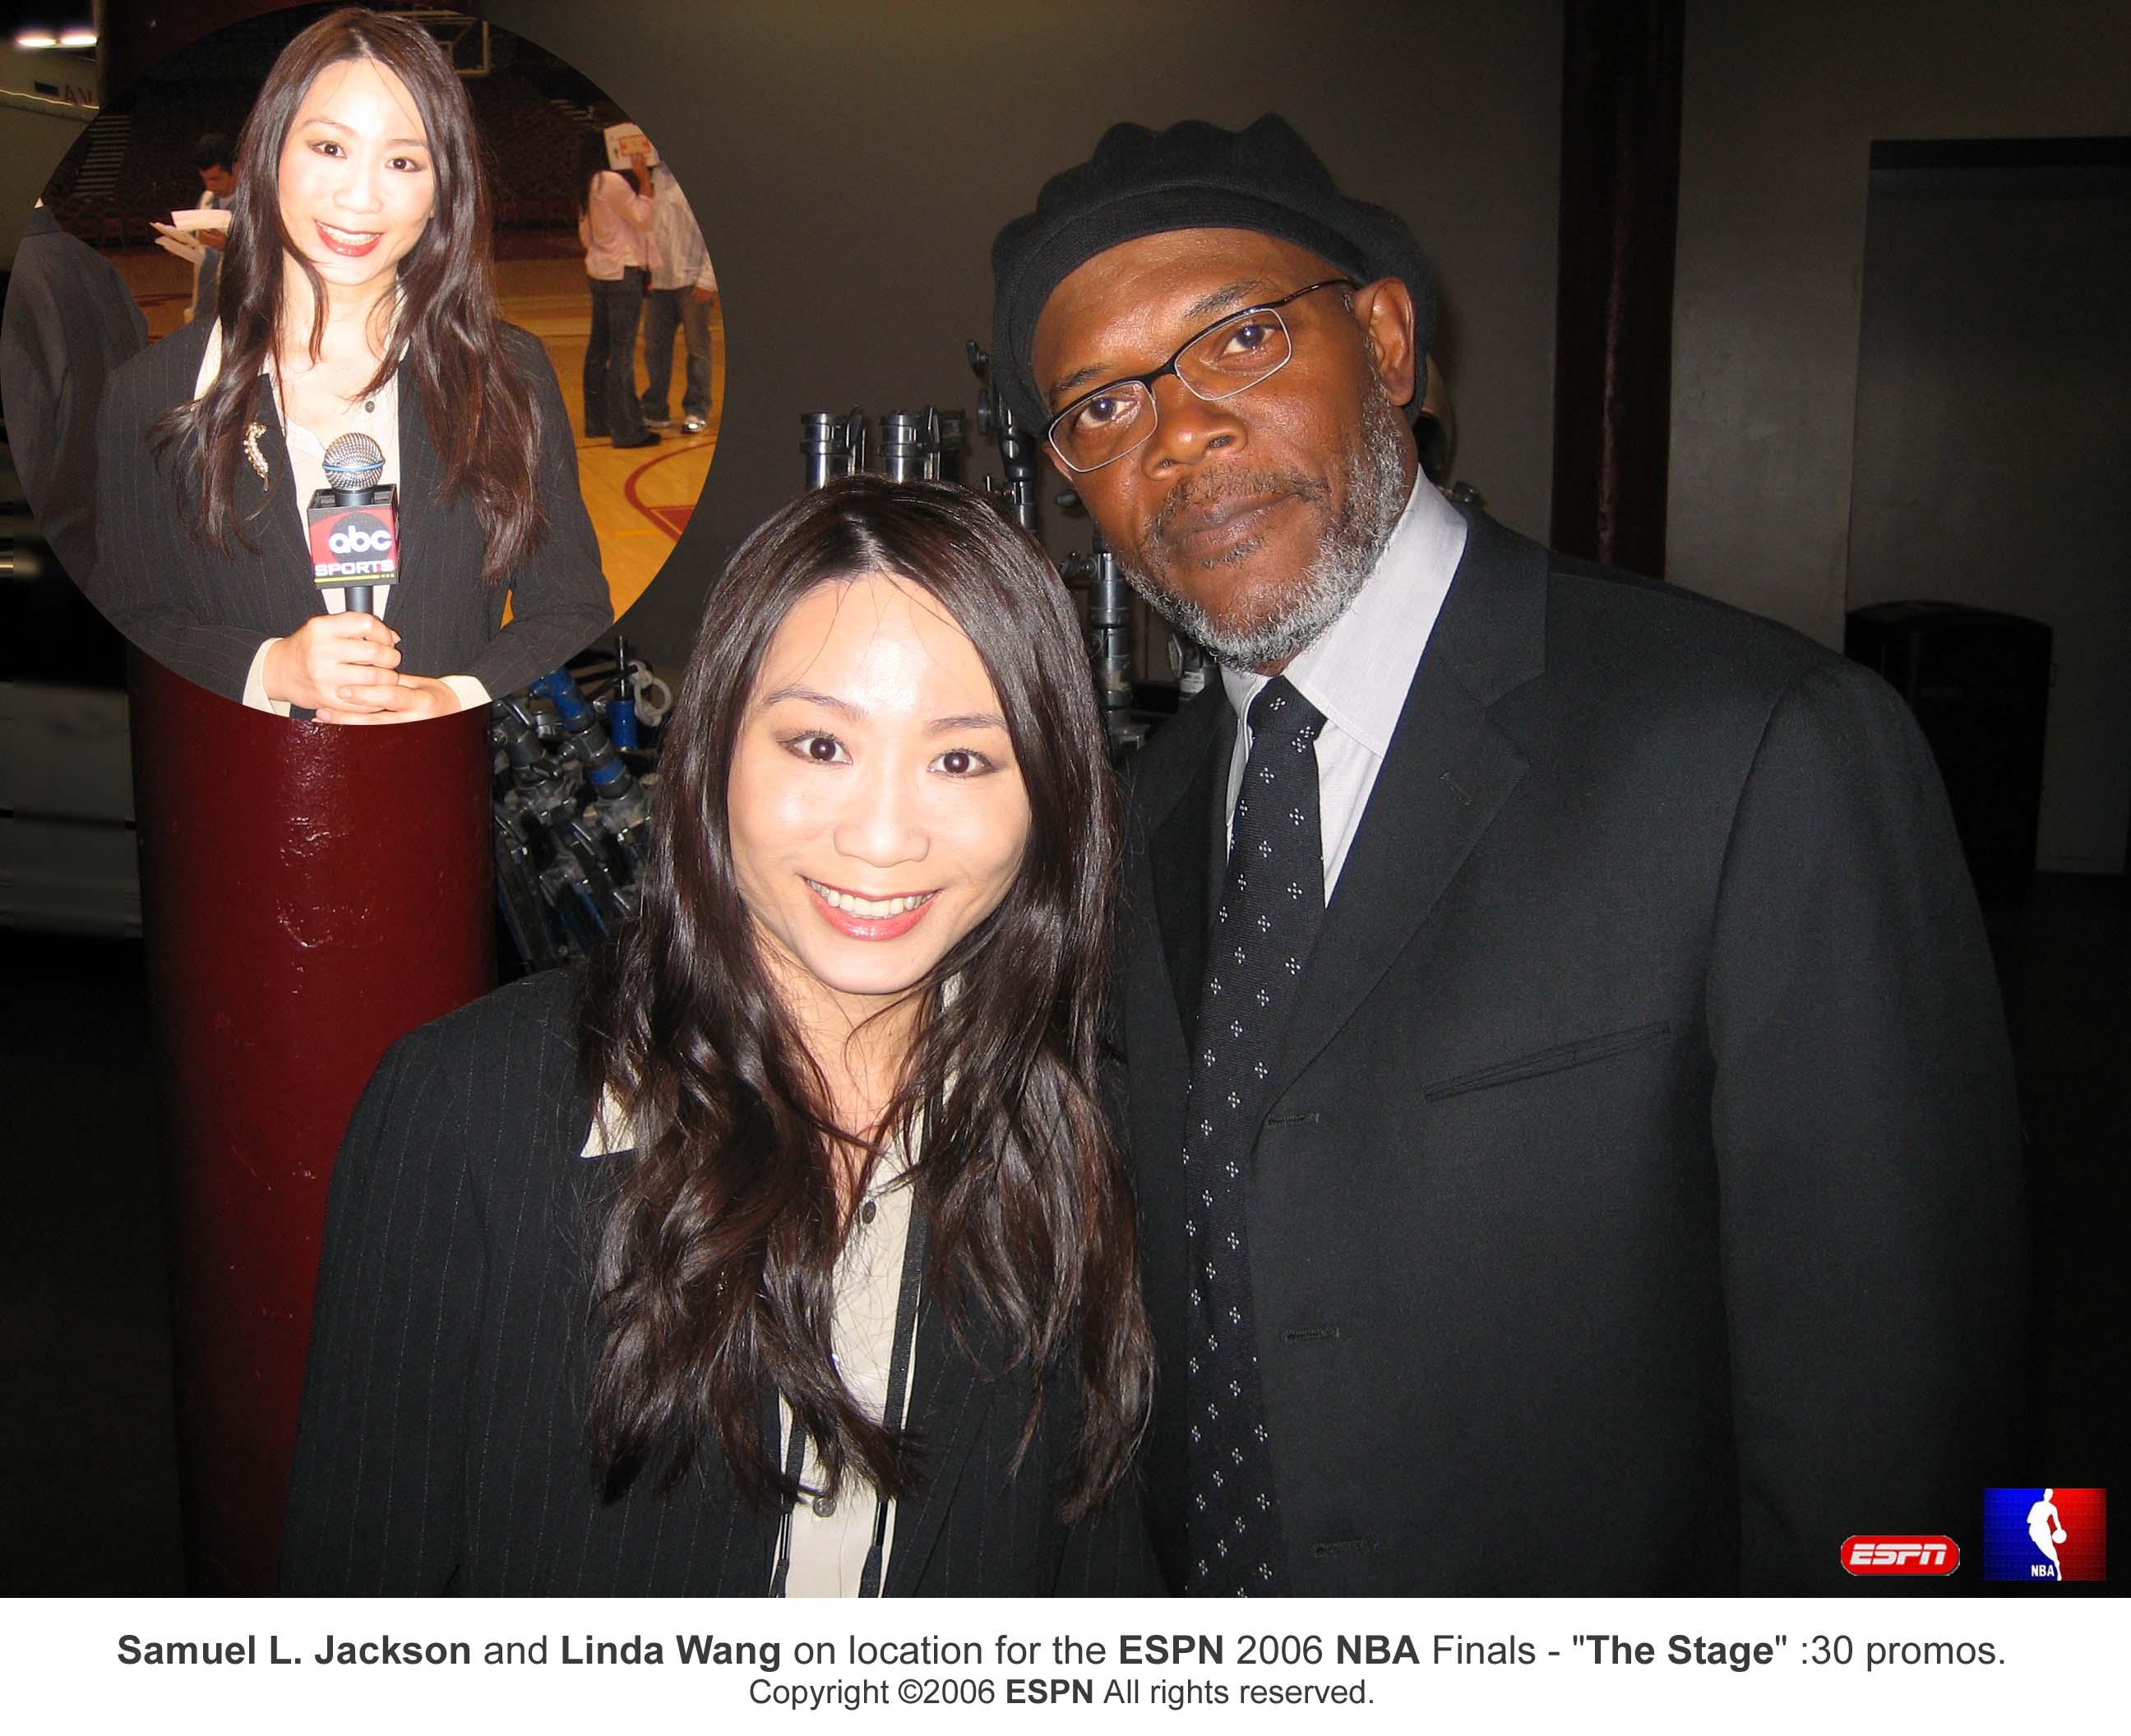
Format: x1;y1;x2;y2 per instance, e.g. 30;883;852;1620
307;506;399;579
1842;1535;1960;1575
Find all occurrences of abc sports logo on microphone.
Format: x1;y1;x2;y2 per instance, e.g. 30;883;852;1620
308;506;399;580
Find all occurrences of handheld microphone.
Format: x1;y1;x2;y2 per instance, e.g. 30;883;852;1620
306;432;399;615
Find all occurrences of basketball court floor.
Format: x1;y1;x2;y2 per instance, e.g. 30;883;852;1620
109;238;720;623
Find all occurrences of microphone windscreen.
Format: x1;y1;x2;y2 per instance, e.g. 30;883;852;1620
323;431;386;492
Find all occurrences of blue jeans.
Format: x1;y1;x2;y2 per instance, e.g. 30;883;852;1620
583;269;648;441
640;287;713;422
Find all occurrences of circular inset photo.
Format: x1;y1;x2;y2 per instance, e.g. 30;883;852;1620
4;1;719;724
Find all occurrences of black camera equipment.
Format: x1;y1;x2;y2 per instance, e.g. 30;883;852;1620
802;408;868;491
489;650;659;974
965;339;1040;536
793;343;1206;762
880;409;965;483
1056;497;1145;755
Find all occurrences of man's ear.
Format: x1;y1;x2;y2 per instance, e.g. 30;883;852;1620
1354;276;1419;409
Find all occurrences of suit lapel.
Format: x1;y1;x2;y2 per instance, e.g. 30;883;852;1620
878;1289;998;1596
747;1314;994;1600
395;378;442;564
387;381;448;653
237;375;317;620
1269;507;1547;1097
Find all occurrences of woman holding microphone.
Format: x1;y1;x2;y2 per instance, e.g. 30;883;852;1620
90;7;610;720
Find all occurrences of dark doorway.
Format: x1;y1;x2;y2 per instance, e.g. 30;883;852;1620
1847;137;2130;878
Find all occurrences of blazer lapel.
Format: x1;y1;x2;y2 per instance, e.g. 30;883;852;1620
395;381;443;564
878;1290;999;1596
388;383;449;653
238;376;317;621
747;1341;991;1600
1269;507;1547;1097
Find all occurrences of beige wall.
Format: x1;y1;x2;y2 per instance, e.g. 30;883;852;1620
1668;0;2131;646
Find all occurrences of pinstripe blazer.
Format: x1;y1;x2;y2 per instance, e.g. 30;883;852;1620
87;318;612;705
283;969;1163;1596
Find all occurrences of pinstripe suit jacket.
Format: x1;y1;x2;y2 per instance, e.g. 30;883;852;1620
87;318;612;705
283;969;1163;1596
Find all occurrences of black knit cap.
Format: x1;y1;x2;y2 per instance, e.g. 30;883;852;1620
990;113;1435;440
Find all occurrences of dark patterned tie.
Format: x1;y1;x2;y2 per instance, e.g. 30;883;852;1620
1181;676;1325;1595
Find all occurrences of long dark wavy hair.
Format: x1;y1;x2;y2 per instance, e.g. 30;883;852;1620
576;477;1152;1521
155;7;546;584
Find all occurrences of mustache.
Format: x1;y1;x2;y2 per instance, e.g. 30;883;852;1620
1144;469;1329;550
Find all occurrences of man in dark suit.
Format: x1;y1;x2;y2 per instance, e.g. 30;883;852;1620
2;204;149;591
990;116;2025;1595
187;132;238;328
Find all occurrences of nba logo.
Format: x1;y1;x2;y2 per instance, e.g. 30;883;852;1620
1983;1488;2106;1581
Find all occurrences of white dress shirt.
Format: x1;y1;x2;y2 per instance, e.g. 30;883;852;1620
580;1097;917;1597
1221;476;1468;900
646;165;717;294
775;1146;916;1597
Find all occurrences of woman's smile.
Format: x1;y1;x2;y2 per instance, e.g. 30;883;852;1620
312;219;386;256
728;572;1029;1030
802;877;941;938
277;58;436;307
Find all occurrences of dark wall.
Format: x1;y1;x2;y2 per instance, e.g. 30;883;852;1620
1667;0;2131;646
475;0;1564;669
1846;165;2131;874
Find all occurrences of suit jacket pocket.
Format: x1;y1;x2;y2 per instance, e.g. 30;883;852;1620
1420;1020;1671;1101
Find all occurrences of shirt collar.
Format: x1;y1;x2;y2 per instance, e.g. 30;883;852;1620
194;294;409;396
1221;473;1468;755
196;317;405;446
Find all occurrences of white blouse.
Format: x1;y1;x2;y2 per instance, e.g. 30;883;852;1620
776;1143;918;1597
580;1097;918;1595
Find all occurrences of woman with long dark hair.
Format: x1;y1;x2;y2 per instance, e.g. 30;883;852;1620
285;478;1158;1595
88;7;609;718
576;123;658;449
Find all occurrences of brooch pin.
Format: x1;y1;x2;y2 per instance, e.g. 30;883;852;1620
243;421;270;487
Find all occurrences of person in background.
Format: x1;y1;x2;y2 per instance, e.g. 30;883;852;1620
285;477;1158;1595
576;124;658;449
638;159;716;435
187;131;238;326
89;7;609;718
2;202;150;589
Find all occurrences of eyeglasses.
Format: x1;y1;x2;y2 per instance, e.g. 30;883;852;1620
1044;278;1357;474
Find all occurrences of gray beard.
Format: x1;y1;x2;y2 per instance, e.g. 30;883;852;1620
1114;381;1413;672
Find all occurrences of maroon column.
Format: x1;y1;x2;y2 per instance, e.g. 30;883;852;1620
129;653;495;1594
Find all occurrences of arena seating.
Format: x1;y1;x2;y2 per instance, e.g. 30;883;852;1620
46;68;589;248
